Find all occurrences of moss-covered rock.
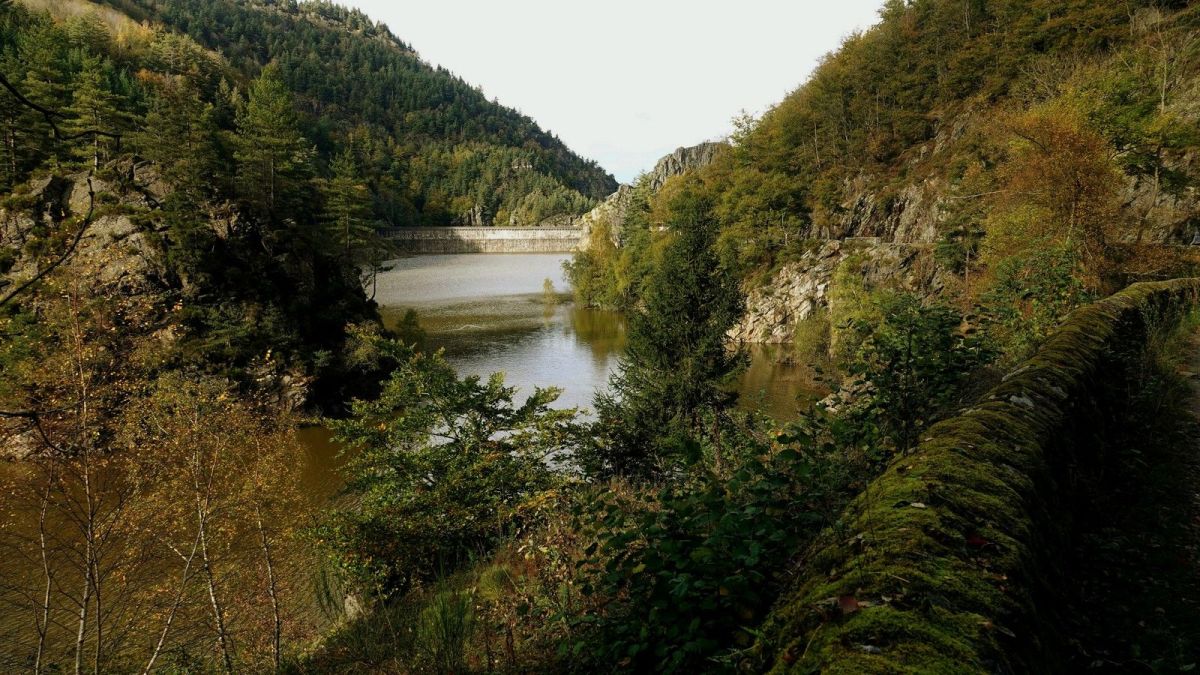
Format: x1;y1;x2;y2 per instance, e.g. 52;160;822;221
756;279;1200;673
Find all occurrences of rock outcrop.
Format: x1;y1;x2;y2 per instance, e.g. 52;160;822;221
577;141;728;249
730;241;943;344
575;184;634;249
1;170;163;296
814;176;947;244
645;142;726;192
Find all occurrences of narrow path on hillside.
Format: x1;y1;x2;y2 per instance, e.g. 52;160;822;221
1063;330;1200;671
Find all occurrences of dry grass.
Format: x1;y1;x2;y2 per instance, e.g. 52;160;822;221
17;0;154;49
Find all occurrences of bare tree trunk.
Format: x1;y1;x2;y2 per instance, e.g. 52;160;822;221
73;563;92;675
254;504;283;670
91;537;103;675
70;289;98;675
34;466;55;675
193;447;235;674
198;514;234;674
142;533;202;675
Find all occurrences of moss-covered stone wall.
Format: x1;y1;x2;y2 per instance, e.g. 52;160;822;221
757;279;1200;674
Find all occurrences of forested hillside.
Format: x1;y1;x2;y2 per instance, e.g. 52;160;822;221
572;0;1200;357
0;0;614;404
5;0;1200;672
99;0;616;226
0;1;609;669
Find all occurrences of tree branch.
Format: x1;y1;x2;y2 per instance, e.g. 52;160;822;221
0;177;96;310
0;74;122;147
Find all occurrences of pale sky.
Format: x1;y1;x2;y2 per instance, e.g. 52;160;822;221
346;1;885;183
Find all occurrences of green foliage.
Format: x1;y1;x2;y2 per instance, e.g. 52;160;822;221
323;339;583;595
320;150;382;266
842;292;995;455
790;309;832;362
756;279;1200;673
234;64;314;230
393;308;427;350
569;413;861;673
827;253;882;363
564;179;660;310
585;185;746;480
63;54;129;168
984;244;1094;362
416;589;476;674
107;0;616;225
0;4;379;400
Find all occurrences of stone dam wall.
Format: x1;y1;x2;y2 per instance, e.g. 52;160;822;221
756;278;1200;673
382;227;584;254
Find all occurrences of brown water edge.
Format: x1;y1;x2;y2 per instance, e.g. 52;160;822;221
0;427;352;671
0;254;827;668
380;299;828;422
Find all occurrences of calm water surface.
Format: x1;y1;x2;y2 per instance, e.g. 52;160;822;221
372;252;824;417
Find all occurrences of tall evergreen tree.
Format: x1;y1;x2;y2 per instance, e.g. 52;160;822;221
15;19;68;167
321;150;376;264
135;78;225;289
233;65;312;236
136;77;221;197
588;184;746;480
64;55;127;169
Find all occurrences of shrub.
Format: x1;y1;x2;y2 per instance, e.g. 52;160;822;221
568;413;860;673
416;590;476;674
320;339;584;595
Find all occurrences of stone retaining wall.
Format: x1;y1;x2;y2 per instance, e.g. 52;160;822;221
758;279;1200;673
382;227;584;253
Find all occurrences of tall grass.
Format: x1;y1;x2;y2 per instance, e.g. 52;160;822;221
415;590;475;674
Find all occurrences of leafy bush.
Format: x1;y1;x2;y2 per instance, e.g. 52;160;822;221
321;339;584;595
842;292;996;455
984;245;1094;362
568;413;860;673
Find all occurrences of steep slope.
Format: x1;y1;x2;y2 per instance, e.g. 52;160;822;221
0;0;619;408
574;0;1200;356
702;0;1200;261
101;0;618;226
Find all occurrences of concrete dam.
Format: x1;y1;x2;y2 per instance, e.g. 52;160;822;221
382;227;585;254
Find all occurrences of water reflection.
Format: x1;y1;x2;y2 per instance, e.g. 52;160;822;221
374;253;825;419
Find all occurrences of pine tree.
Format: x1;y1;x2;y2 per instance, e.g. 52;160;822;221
321;150;376;264
233;65;312;230
64;55;127;169
15;20;69;168
136;78;224;290
136;78;221;198
588;184;746;480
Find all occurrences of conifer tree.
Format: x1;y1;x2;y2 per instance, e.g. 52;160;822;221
15;20;68;167
64;55;126;169
136;78;221;198
588;184;746;480
233;65;312;233
321;150;376;264
136;79;224;289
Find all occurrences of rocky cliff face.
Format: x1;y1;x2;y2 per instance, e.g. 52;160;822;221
645;142;726;192
813;105;1200;246
1;171;163;296
577;142;728;249
0;169;311;462
814;176;947;244
730;241;944;344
